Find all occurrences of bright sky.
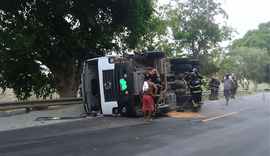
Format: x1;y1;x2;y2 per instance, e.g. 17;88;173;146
158;0;270;39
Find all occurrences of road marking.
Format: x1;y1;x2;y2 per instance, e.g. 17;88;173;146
201;112;238;122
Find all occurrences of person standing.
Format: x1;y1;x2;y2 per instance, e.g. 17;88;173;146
230;76;238;99
189;72;202;112
214;77;220;100
221;74;235;105
193;68;204;105
149;69;162;116
139;75;158;121
208;76;216;100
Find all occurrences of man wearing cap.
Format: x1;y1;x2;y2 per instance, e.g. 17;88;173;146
230;76;238;99
221;74;235;105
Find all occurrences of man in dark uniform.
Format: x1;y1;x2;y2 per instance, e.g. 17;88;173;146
208;76;216;100
188;72;202;112
230;76;238;99
193;68;204;105
214;77;220;100
149;69;162;116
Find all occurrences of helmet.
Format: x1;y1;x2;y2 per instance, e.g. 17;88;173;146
193;68;198;73
211;76;215;79
215;77;219;80
150;69;159;77
232;76;236;78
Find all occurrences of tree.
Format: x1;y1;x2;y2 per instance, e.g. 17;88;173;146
133;4;186;58
0;0;155;99
197;46;224;77
133;8;167;52
164;0;235;59
222;47;269;91
230;21;270;85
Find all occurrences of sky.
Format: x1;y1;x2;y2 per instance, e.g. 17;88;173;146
158;0;270;40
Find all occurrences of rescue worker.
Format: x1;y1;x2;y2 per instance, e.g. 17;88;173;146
149;69;162;116
193;68;204;105
214;77;220;100
208;76;216;100
230;76;238;99
188;72;202;112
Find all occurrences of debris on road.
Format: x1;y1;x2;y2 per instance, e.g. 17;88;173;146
165;110;205;118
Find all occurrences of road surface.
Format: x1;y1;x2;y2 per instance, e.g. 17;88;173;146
0;92;269;156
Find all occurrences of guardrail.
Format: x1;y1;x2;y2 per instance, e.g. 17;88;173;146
0;98;83;111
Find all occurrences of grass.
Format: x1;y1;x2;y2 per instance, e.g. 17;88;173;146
238;82;269;91
0;88;60;102
0;88;17;102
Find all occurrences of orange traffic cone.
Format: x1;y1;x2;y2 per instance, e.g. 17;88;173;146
262;92;265;101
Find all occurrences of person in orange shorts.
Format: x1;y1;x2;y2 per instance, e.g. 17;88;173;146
139;75;157;122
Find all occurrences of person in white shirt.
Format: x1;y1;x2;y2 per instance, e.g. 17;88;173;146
221;73;235;105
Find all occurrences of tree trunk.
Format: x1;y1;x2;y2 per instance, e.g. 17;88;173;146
191;42;199;59
253;78;258;91
246;80;250;91
239;79;245;90
50;66;81;98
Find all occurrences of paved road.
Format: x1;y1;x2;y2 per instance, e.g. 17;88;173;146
0;93;269;156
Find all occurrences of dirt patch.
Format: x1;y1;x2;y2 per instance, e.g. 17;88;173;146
0;88;17;102
165;110;205;118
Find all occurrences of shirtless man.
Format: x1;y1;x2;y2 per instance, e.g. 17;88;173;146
139;75;158;122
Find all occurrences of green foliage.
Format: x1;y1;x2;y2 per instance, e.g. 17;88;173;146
133;3;181;57
197;48;222;77
221;47;269;90
164;0;235;59
231;29;270;54
0;0;155;99
132;8;167;51
230;21;270;84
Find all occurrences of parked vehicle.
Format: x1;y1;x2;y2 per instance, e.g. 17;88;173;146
81;51;200;117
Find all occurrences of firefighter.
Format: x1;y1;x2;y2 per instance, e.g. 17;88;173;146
149;69;162;116
208;76;216;100
214;77;220;100
230;76;238;99
189;72;202;112
193;68;204;105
